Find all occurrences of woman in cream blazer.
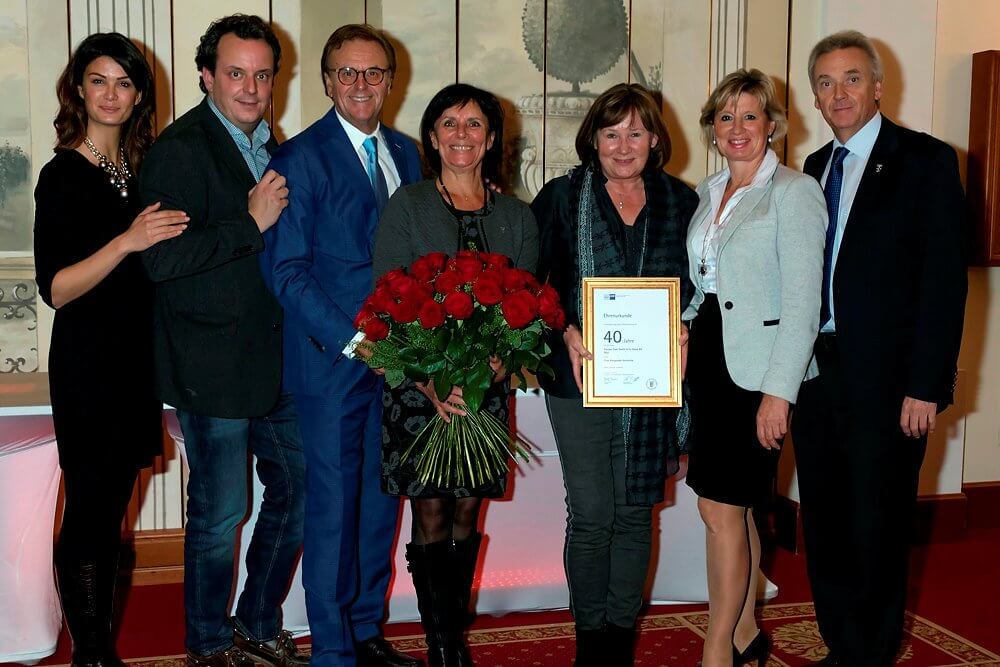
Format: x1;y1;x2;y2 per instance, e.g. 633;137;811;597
684;69;826;666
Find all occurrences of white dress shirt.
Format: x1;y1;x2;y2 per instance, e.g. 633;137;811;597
693;148;780;294
335;108;402;196
819;111;882;332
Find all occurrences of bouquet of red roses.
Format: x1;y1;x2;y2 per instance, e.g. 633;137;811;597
354;250;566;488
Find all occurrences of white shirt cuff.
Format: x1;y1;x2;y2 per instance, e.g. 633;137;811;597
341;331;366;359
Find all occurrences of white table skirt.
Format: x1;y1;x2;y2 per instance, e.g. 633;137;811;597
0;416;63;664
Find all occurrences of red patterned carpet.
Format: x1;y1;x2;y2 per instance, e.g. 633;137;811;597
11;527;1000;667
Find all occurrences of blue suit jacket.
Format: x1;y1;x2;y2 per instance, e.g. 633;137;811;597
262;107;422;396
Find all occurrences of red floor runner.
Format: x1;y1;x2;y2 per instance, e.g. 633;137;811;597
10;527;999;666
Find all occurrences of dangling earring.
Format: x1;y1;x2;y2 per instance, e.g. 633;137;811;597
711;136;717;146
767;134;773;144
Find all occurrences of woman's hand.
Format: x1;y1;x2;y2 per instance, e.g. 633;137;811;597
563;325;594;392
119;202;188;253
756;393;789;449
680;322;689;380
416;381;467;423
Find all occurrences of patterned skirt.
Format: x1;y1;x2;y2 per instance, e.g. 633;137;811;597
380;378;512;498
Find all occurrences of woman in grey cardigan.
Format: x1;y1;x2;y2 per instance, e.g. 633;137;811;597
684;70;826;666
373;83;537;667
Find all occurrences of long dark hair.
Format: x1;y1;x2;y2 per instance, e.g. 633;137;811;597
54;32;155;171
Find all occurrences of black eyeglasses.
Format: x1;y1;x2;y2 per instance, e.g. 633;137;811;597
328;66;391;86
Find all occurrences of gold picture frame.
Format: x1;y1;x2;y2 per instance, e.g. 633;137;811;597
582;277;682;408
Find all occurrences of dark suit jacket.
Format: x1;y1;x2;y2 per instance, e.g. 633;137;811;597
260;107;422;397
140;99;283;418
804;116;967;409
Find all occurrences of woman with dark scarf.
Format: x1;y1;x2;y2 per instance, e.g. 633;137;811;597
531;83;697;667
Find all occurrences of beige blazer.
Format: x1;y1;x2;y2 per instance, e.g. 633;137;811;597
683;164;827;403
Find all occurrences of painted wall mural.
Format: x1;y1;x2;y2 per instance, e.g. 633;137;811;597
0;5;32;254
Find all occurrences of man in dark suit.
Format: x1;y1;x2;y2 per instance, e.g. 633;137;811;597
792;30;967;666
140;15;307;667
260;24;422;667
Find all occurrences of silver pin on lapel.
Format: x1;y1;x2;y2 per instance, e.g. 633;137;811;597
875;163;883;173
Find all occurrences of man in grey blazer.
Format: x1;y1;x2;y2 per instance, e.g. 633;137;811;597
792;31;967;666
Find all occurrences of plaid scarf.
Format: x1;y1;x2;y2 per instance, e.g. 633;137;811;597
573;164;695;506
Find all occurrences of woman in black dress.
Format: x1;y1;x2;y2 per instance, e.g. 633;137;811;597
33;33;188;667
373;84;537;667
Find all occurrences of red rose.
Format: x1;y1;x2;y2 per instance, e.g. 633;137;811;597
501;289;540;329
434;269;465;294
367;286;394;314
364;317;390;341
540;306;566;330
480;252;510;270
456;249;480;260
444;291;474;319
387;298;420;323
418;300;446;329
425;252;448;272
376;268;406;289
525;273;541;291
409;256;438;283
388;275;418;298
453;255;484;282
501;267;529;292
472;274;504;306
354;306;375;330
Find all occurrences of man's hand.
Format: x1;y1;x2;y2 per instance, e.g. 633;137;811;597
756;394;789;449
248;169;289;232
563;325;593;393
900;396;937;438
353;338;385;375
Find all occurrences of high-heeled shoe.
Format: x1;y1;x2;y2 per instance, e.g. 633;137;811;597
733;631;770;666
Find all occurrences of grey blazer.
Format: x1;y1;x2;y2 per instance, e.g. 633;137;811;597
683;164;827;403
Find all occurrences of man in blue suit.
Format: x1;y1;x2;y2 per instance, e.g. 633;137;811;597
261;24;423;667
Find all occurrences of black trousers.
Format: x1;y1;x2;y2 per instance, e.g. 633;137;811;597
791;335;926;667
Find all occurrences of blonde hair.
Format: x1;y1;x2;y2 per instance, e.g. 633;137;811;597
698;68;787;148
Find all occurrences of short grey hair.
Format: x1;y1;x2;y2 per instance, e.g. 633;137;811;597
808;30;883;92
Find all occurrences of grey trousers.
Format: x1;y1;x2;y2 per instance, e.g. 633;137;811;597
546;395;653;630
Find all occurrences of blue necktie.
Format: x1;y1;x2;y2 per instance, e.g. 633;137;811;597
820;146;849;328
362;136;390;216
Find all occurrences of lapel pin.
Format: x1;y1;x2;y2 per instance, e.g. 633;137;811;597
875;163;883;173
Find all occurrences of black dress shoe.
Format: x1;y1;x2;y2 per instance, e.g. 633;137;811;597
733;631;770;666
355;636;424;667
233;627;309;667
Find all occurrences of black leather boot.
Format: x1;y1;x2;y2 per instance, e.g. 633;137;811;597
572;627;607;667
55;546;126;667
605;623;637;667
452;533;482;629
406;541;470;667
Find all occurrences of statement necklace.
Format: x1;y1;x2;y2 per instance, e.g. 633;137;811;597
83;137;132;199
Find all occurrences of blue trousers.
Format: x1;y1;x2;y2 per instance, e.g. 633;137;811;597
294;385;400;667
176;393;306;655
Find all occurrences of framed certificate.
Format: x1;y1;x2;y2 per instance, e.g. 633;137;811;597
582;277;682;408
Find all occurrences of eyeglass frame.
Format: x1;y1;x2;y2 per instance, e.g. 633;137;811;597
325;66;392;86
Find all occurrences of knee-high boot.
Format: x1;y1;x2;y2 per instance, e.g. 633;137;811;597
452;533;481;629
55;544;125;667
405;541;472;667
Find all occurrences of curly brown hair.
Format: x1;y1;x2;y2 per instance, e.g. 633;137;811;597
54;32;155;171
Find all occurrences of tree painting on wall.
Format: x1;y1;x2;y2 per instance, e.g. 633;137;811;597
522;0;628;94
0;9;33;254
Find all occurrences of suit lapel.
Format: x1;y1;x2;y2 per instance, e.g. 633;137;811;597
382;126;414;185
836;118;899;272
197;100;259;191
321;107;379;208
804;142;832;182
718;184;771;252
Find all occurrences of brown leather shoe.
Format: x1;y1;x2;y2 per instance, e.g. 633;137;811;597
233;628;309;667
355;635;423;667
186;646;256;667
